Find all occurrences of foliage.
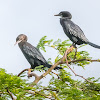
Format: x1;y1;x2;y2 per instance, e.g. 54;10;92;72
0;36;100;100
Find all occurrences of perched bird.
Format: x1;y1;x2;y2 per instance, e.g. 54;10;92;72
55;11;100;49
15;34;62;71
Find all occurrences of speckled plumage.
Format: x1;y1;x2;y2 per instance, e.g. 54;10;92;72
55;11;100;49
16;34;62;70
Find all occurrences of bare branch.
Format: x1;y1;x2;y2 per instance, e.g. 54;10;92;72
43;88;59;93
31;45;74;85
18;68;29;76
28;72;39;79
68;59;100;64
51;71;60;79
0;92;3;94
7;88;16;100
32;60;62;85
59;58;100;65
64;47;94;83
18;45;98;85
27;90;52;99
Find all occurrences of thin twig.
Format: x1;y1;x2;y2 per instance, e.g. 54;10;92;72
27;90;52;99
51;71;58;76
64;47;93;83
69;59;100;64
44;45;57;50
64;47;77;75
18;68;29;76
43;88;59;93
0;92;3;94
59;59;100;64
7;88;16;100
51;71;60;79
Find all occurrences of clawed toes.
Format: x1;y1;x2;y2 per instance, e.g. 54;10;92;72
28;73;33;78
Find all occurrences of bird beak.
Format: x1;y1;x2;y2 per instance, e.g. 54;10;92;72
14;40;22;45
54;14;61;16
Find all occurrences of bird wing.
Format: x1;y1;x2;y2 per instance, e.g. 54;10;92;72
64;20;89;42
23;43;47;63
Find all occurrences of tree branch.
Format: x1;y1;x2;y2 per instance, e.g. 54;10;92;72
59;58;100;65
18;45;99;85
30;45;74;85
68;59;100;64
28;72;39;79
18;68;28;76
27;90;52;99
64;47;94;83
7;88;16;100
51;71;59;79
43;88;59;93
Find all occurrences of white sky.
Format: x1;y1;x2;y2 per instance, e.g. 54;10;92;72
0;0;100;83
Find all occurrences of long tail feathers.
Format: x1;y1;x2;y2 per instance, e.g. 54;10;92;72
47;64;62;70
87;41;100;49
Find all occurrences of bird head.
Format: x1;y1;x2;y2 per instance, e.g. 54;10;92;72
54;11;72;19
15;34;27;45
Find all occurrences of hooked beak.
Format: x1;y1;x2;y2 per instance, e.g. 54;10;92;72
54;14;61;16
14;40;22;46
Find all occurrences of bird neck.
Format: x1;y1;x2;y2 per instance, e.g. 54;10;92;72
18;41;27;47
61;17;71;20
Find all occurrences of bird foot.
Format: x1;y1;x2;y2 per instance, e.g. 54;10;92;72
28;73;33;78
28;68;32;78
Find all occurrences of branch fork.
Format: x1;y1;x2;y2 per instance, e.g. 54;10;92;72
18;45;97;85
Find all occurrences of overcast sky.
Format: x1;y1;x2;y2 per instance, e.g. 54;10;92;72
0;0;100;83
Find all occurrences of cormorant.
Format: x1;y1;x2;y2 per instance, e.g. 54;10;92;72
15;34;62;70
55;11;100;49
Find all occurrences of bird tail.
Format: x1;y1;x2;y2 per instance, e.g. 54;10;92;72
87;41;100;49
47;64;62;70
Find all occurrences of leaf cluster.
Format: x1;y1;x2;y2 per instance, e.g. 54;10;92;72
0;36;100;100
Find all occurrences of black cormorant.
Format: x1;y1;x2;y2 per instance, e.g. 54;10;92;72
55;11;100;49
15;34;62;70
